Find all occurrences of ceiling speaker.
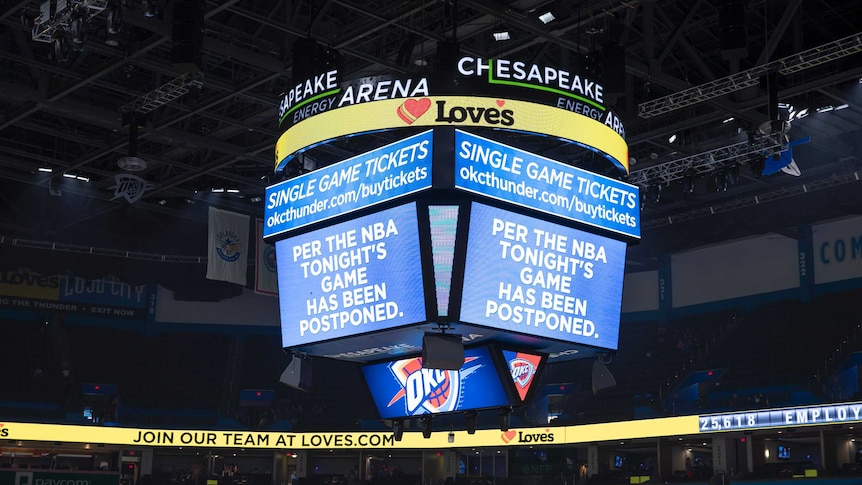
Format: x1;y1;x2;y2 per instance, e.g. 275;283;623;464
422;333;464;370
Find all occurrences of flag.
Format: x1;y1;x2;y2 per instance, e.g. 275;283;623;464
255;218;279;296
207;207;250;285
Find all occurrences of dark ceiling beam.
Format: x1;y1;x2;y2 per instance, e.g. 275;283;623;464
146;141;274;197
0;0;29;22
755;0;803;65
121;10;286;75
308;0;333;33
657;0;703;64
331;0;443;49
0;33;168;132
225;4;407;73
653;8;714;81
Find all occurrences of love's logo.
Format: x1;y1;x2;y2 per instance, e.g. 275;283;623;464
396;98;431;125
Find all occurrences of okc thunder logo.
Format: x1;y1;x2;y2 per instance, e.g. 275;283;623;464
509;358;536;389
386;357;479;415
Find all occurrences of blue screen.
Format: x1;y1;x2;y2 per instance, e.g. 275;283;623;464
275;202;427;348
362;346;511;418
454;130;640;239
460;203;626;350
264;130;434;238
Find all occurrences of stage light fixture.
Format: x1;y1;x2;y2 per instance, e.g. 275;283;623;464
420;416;433;439
38;167;53;173
226;189;240;193
835;104;849;110
493;31;510;41
722;117;734;123
668;134;677;143
143;0;156;17
816;106;834;113
465;411;478;435
498;408;511;432
392;419;404;442
796;108;809;119
211;188;224;193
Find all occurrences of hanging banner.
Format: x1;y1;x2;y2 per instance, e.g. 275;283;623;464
206;207;250;286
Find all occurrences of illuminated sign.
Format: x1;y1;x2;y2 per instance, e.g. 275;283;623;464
502;350;543;401
454;130;640;239
264;130;433;239
275;203;426;348
698;401;862;433
460;203;626;350
361;346;511;419
275;97;629;174
456;57;607;112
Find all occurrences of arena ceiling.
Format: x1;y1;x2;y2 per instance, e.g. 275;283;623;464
0;0;861;264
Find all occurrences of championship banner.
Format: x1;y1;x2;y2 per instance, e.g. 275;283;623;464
206;207;250;286
275;96;629;174
255;219;278;296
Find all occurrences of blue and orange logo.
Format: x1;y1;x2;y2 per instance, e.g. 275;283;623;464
386;356;480;415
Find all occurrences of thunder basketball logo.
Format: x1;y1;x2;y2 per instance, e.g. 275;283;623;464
386;356;480;415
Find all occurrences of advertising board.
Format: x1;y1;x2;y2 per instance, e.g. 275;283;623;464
265;130;433;239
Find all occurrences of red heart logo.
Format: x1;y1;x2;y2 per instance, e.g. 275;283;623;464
496;100;505;107
397;98;431;125
501;430;516;443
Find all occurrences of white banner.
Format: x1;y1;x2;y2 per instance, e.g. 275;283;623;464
206;207;250;285
255;218;278;296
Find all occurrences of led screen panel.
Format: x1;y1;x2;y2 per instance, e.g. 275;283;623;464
461;203;626;350
275;202;426;348
265;130;433;238
454;130;640;239
362;345;511;418
501;350;544;402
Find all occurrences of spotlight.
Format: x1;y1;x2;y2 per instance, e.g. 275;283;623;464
158;199;167;205
420;416;433;439
106;3;122;34
211;188;225;193
681;174;695;194
727;165;740;185
53;37;70;63
647;184;661;204
796;108;809;119
722;117;734;123
392;419;404;442
816;106;834;113
492;31;511;41
835;104;849;111
71;16;86;50
249;196;262;203
668;134;677;143
465;411;478;435
226;189;240;193
143;0;157;17
714;172;728;192
38;167;53;173
62;173;77;179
